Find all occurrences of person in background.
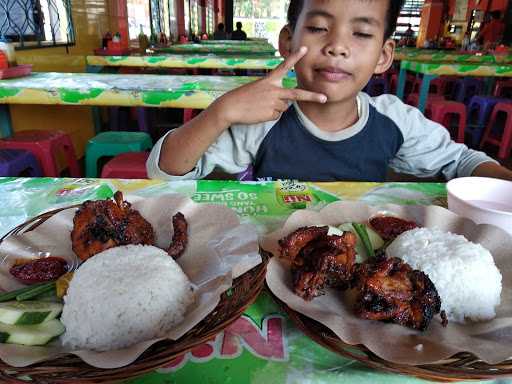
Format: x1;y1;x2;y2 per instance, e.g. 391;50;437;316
214;23;227;40
477;11;505;50
231;22;248;41
403;23;414;38
148;0;512;183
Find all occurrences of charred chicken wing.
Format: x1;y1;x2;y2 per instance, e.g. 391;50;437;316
352;256;442;331
280;227;357;301
71;191;155;260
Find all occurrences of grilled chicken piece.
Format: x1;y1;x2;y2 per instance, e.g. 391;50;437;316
279;226;329;264
167;212;188;259
71;191;155;260
285;231;357;301
352;256;442;331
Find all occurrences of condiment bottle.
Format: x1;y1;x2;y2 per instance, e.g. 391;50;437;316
0;39;16;67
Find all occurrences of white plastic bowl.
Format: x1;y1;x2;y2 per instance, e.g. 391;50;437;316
447;177;512;235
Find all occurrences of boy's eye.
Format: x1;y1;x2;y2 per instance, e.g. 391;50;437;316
354;32;373;39
306;26;327;33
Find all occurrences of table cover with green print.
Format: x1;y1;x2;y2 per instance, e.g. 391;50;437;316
0;73;297;109
396;59;512;113
0;72;261;109
154;43;276;55
394;49;512;64
200;40;271;45
86;54;283;70
1;177;501;384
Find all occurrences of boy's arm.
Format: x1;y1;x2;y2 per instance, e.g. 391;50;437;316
156;47;327;177
472;162;512;181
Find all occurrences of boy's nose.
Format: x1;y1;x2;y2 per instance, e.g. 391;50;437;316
324;37;349;57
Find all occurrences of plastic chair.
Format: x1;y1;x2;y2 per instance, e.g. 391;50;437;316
0;149;42;177
390;73;415;96
451;78;484;105
412;77;444;96
493;79;512;98
236;165;254;181
406;93;444;108
364;76;389;96
466;96;510;147
101;152;149;179
85;131;153;178
480;102;512;160
425;101;466;144
0;130;80;177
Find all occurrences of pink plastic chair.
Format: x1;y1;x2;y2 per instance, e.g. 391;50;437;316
0;130;81;177
480;102;512;160
425;101;467;144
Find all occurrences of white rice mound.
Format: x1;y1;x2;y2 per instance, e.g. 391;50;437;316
386;227;502;323
61;245;194;351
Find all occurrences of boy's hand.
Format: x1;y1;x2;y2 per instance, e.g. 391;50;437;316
215;46;327;126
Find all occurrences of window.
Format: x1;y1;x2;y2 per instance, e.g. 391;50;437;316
395;0;424;38
128;0;178;41
0;0;75;48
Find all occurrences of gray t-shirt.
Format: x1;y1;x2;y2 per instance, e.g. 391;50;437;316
147;92;496;181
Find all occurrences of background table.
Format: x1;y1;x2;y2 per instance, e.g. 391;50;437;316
396;60;512;112
394;50;512;64
0;177;500;384
86;54;283;71
153;43;276;55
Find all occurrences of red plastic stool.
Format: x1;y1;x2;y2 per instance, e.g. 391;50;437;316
479;102;512;160
425;101;467;144
0;130;81;177
412;77;445;96
183;109;201;123
493;79;512;98
100;152;149;179
406;93;445;108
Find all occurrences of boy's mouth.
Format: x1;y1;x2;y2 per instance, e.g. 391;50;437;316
315;67;352;82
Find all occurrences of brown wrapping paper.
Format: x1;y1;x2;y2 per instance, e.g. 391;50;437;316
0;194;261;368
261;201;512;365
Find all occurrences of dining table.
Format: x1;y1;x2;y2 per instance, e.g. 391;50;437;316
85;54;282;72
1;177;504;384
396;59;512;112
394;49;512;64
153;43;276;55
0;72;296;137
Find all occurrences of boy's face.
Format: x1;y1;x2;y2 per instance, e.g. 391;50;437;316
280;0;394;103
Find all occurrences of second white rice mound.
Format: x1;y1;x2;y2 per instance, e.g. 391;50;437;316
61;245;194;351
386;227;502;323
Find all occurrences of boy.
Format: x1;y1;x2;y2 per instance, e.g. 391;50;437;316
148;0;512;182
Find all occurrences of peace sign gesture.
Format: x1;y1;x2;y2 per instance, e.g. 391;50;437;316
216;46;327;126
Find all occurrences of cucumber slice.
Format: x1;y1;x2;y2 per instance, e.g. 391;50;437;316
337;223;385;261
0;301;63;325
0;319;65;346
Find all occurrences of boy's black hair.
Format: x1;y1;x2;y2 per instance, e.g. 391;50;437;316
287;0;405;40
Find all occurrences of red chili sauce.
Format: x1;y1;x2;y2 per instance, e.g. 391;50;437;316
9;257;68;284
369;216;418;241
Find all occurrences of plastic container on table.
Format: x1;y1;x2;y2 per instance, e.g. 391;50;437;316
0;64;32;79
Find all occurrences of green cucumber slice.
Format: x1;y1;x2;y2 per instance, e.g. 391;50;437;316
0;301;63;325
0;319;65;346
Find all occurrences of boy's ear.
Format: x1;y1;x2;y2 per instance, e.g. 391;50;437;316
374;38;395;75
278;25;293;58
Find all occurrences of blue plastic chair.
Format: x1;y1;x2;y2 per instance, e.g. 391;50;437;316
0;149;42;177
452;78;485;105
466;96;511;147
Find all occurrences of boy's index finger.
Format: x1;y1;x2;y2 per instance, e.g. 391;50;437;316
270;46;308;81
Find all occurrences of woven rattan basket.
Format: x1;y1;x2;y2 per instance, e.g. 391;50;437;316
269;288;512;382
0;207;269;383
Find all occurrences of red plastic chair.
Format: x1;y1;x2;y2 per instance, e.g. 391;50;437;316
406;93;445;108
425;101;466;144
183;109;200;123
412;77;445;96
479;102;512;160
493;79;512;98
100;152;149;179
0;130;81;177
